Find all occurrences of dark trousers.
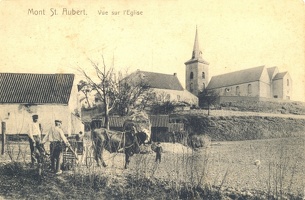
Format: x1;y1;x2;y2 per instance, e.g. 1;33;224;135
50;142;63;172
29;136;40;165
155;153;161;163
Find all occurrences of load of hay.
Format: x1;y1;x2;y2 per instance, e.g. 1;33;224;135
123;110;151;142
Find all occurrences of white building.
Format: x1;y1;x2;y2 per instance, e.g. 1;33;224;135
0;73;84;135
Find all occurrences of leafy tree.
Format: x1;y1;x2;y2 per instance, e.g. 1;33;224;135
150;101;175;115
198;89;219;115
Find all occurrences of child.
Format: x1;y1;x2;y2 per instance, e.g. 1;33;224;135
155;142;163;163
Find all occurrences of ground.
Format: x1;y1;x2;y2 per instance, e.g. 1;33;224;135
0;137;304;199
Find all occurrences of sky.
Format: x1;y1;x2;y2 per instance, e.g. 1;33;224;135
0;0;304;101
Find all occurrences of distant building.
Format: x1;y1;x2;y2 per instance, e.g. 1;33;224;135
0;73;84;135
185;28;293;101
123;70;198;108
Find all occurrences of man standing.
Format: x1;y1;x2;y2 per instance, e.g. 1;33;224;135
155;142;163;163
42;120;70;175
28;114;42;167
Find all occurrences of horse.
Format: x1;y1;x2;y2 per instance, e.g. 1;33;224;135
91;127;147;169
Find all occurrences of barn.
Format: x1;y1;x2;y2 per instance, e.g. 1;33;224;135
0;73;84;136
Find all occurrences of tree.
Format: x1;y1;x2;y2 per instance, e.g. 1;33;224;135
198;89;219;115
78;56;149;129
115;71;150;116
77;80;93;108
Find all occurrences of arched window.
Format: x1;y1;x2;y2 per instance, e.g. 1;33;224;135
190;72;194;79
248;84;252;95
236;86;240;95
190;83;193;92
287;79;289;86
202;72;205;79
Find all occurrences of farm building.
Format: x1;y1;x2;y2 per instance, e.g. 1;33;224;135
185;28;293;101
0;73;84;136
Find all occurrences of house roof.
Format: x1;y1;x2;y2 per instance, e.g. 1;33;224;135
206;66;265;89
0;73;75;104
136;71;184;91
273;72;288;80
150;115;169;127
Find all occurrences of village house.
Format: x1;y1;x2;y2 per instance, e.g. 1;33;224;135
185;28;293;102
123;70;199;109
0;73;84;136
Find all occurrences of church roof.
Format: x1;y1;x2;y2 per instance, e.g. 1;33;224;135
0;73;75;104
267;66;278;80
206;66;265;89
136;71;184;91
273;72;288;80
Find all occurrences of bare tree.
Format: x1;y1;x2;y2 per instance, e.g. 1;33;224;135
78;56;119;129
116;71;150;115
78;56;150;129
78;80;92;108
198;89;219;115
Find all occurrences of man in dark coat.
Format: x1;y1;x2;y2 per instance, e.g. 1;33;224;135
155;142;163;163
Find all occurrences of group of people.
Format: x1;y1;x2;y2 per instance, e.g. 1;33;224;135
28;114;70;175
28;114;164;174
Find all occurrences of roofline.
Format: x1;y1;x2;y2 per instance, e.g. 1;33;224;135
273;71;288;80
135;70;178;76
0;103;69;105
206;80;260;90
0;72;75;75
210;65;265;79
184;59;209;65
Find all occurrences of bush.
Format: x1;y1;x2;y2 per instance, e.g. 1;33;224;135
1;162;24;175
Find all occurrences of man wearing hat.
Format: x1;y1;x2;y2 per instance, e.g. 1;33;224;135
28;114;42;167
42;120;70;175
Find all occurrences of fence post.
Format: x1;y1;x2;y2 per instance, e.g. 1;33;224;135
1;121;6;155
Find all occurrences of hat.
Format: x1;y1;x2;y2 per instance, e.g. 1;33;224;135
32;115;38;119
55;120;62;123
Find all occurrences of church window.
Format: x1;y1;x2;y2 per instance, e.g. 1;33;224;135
236;86;240;95
248;84;252;95
287;79;289;86
202;72;205;79
190;72;194;79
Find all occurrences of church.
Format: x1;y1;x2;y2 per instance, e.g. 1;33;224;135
185;29;293;102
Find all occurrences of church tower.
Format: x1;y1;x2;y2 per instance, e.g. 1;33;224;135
185;28;209;96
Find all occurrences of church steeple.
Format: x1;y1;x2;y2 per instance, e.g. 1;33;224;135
185;27;210;96
192;26;202;59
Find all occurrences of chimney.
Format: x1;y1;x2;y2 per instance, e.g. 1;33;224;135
173;73;177;76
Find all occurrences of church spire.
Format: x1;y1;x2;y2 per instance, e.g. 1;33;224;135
192;26;202;59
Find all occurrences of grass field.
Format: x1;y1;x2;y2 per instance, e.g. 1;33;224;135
0;136;304;199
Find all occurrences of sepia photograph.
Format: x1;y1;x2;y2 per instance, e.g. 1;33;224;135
0;0;305;199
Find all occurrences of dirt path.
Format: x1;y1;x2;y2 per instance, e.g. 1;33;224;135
182;109;305;119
